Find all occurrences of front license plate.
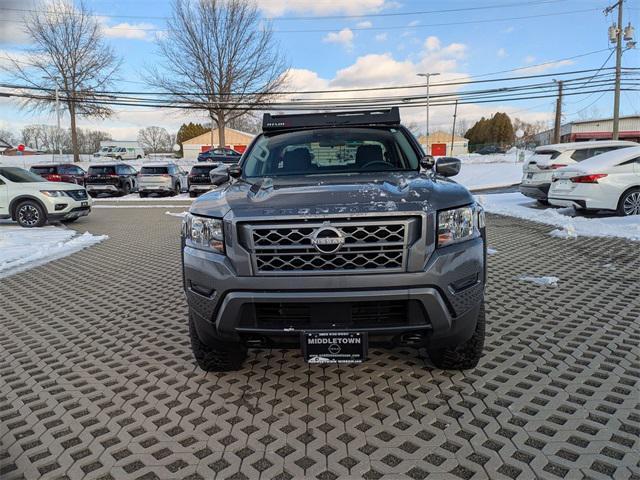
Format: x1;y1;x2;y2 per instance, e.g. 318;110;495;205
303;332;368;364
81;201;88;207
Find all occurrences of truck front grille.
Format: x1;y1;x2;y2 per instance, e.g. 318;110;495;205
246;218;412;275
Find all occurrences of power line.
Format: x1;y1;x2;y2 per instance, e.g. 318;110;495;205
0;0;569;22
0;7;605;34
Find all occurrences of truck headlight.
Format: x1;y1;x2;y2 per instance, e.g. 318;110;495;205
40;190;67;197
437;205;481;247
183;213;224;253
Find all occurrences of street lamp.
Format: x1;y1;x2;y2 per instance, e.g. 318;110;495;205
416;72;440;150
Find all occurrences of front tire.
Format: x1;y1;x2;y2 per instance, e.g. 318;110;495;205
121;182;131;196
429;303;486;370
617;188;640;216
172;183;180;196
139;192;148;198
188;311;247;372
536;199;550;206
15;200;46;228
189;191;198;198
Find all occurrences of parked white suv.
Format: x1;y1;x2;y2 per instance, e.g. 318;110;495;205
520;140;637;204
137;163;188;197
0;167;92;227
549;145;640;216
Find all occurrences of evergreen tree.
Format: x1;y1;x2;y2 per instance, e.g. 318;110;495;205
176;122;209;156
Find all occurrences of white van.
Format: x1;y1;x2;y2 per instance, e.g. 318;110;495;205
107;146;146;161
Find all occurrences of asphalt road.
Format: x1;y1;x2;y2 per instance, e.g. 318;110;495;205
1;206;639;480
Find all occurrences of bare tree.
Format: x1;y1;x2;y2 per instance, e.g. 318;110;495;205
4;0;121;162
138;126;171;154
0;129;18;146
149;0;287;147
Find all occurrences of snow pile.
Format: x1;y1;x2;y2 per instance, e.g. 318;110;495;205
518;275;559;287
477;192;640;242
165;211;188;217
456;149;532;165
0;224;107;278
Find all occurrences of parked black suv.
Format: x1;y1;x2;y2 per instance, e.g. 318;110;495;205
85;163;138;197
182;108;486;371
187;163;223;197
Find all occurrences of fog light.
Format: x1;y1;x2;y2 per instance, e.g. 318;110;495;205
54;204;68;211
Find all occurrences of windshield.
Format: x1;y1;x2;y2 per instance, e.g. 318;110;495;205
140;166;168;175
191;165;217;174
243;127;419;178
88;166;116;175
31;166;57;174
100;147;113;152
0;167;46;182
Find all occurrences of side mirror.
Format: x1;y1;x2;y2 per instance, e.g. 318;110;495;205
419;155;435;170
228;164;242;178
435;157;461;177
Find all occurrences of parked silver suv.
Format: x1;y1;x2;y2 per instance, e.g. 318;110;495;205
138;163;188;197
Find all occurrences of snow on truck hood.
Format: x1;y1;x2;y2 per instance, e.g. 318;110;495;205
190;171;474;219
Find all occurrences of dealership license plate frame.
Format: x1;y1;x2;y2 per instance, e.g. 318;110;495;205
302;332;368;364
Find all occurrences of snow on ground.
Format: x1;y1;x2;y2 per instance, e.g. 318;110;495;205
477;192;640;242
456;162;523;190
0;222;107;278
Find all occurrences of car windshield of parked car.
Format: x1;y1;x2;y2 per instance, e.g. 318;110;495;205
140;166;169;175
0;167;47;182
31;166;57;175
88;166;116;175
191;165;217;174
243;127;419;178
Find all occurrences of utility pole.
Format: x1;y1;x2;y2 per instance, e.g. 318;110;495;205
553;80;564;144
55;85;62;156
417;72;440;152
450;99;458;156
605;0;625;139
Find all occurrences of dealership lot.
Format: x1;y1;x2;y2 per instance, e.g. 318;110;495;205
1;205;639;480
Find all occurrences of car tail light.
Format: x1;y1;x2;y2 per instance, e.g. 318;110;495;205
570;174;608;184
47;174;62;181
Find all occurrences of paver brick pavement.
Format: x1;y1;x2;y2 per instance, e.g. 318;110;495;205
1;207;639;479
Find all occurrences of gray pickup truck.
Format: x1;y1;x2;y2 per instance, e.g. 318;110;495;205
182;108;486;371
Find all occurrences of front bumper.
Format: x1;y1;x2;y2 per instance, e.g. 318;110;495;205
189;184;213;192
183;236;485;348
519;183;550;200
49;206;91;221
86;184;119;192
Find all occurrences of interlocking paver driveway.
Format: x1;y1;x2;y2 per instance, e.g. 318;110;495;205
1;206;639;480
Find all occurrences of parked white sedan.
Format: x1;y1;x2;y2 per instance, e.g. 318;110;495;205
548;146;640;216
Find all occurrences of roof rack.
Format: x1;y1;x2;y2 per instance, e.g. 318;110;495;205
262;107;400;131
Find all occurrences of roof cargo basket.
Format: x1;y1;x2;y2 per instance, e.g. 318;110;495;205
262;107;400;131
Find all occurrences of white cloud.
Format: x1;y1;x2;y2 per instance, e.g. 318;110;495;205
257;0;388;17
375;33;388;42
323;28;354;49
356;21;373;28
503;26;515;33
101;22;157;41
497;48;507;58
425;36;440;51
517;59;574;74
408;20;420;27
524;55;536;64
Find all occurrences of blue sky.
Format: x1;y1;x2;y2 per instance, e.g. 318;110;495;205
0;0;639;139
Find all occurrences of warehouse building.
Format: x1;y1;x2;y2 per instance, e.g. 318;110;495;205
182;127;255;160
534;115;640;145
418;131;469;156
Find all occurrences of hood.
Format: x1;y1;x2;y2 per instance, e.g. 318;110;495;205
190;171;474;219
19;180;84;191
